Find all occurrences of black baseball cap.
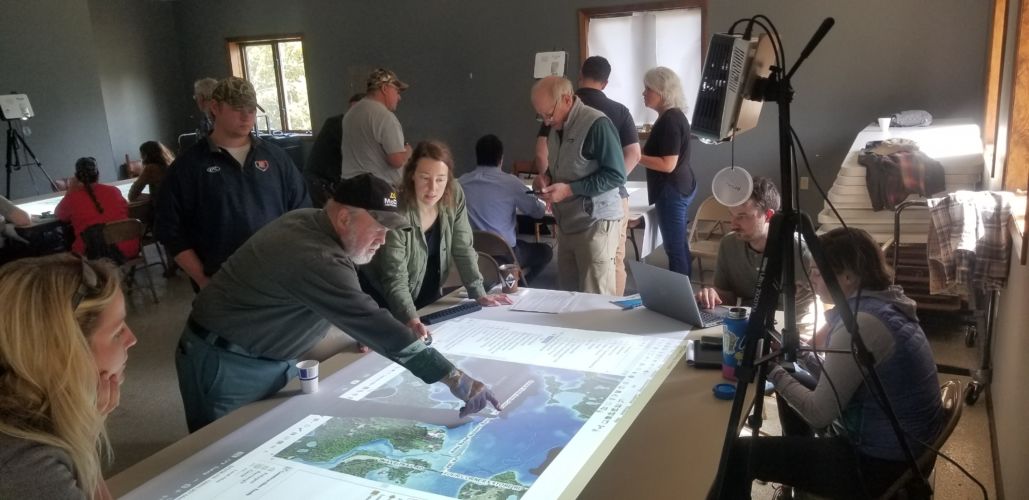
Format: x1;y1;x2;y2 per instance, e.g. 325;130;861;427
331;174;408;229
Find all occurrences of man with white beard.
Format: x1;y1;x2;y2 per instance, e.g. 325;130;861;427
175;173;501;432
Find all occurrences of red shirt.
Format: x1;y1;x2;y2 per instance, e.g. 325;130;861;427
55;183;140;259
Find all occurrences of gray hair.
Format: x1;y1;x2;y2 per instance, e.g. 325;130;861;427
643;67;686;112
532;76;573;104
193;78;218;99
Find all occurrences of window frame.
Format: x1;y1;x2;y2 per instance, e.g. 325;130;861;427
226;33;311;134
577;1;708;132
578;1;708;75
981;0;1028;263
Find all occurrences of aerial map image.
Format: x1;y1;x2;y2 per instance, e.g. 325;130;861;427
274;356;623;499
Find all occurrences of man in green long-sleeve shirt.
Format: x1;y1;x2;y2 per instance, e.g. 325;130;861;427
532;76;626;295
176;173;501;432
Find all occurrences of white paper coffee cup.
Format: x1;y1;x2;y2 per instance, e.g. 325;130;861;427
297;360;319;394
878;117;891;133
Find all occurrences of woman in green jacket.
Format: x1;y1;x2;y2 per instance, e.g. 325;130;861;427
364;140;511;339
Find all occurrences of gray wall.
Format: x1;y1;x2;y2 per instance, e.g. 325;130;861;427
89;0;189;170
169;0;990;215
0;0;185;199
0;0;114;198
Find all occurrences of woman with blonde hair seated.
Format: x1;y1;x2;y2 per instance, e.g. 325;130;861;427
362;140;511;340
0;254;137;499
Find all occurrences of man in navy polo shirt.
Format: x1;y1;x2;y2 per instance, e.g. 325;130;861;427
157;77;310;289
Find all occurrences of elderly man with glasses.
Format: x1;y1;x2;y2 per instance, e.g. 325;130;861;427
530;76;626;295
340;68;413;187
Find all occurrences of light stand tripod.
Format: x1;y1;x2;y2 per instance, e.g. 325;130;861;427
5;119;57;199
709;17;929;498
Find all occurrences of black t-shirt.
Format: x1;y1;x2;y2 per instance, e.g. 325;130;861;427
414;217;443;309
643;108;694;204
304;114;344;183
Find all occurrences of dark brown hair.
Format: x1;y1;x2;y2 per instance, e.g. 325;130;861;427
750;176;781;213
817;227;893;290
138;141;174;167
400;140;456;209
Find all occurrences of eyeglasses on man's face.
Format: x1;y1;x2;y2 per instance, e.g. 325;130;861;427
536;98;561;124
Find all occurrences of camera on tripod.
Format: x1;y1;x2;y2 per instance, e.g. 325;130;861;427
0;94;35;121
2;92;57;199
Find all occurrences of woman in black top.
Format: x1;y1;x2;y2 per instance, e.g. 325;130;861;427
638;66;697;276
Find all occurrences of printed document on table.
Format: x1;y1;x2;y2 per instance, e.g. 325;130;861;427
509;288;580;313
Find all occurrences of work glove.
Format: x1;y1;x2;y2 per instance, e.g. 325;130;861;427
442;369;503;418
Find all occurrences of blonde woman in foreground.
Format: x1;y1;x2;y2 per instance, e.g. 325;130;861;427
0;254;137;500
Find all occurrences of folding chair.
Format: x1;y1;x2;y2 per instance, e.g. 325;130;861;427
127;200;168;274
472;230;528;286
103;219;159;303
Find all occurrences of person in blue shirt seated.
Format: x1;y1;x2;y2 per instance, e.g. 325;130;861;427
710;227;944;499
459;134;553;283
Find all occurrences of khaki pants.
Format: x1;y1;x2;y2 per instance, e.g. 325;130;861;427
556;219;620;295
613;197;630;296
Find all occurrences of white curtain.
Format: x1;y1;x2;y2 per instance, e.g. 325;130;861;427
587;8;702;126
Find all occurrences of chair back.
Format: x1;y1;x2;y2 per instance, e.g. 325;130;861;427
127;200;154;230
876;380;964;499
511;160;536;178
476;251;503;290
473;231;518;265
932;381;964;457
103;219;145;246
689;196;733;244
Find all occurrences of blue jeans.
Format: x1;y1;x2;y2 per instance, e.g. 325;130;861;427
176;326;297;432
655;182;697;276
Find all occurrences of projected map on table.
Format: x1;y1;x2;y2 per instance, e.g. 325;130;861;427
274;356;621;498
124;318;687;500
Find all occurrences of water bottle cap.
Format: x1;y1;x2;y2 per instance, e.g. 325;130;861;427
713;383;736;400
727;307;748;320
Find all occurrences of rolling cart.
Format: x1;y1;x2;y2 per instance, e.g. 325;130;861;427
887;199;994;405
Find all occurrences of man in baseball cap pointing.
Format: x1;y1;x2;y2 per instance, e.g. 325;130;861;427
175;173;502;432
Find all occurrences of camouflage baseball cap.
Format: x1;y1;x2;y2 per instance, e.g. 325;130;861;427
211;77;258;108
366;68;409;92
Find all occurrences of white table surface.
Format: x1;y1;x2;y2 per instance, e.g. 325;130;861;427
522;180;663;258
108;289;766;499
13;178;143;220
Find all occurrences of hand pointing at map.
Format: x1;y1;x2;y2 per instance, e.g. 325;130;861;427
442;369;503;417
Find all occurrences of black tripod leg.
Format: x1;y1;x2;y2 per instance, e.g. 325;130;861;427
13;129;57;192
711;213;790;498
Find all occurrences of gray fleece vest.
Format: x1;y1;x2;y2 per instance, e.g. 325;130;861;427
547;99;623;234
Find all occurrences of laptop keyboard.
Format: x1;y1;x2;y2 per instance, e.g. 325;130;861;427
700;310;725;328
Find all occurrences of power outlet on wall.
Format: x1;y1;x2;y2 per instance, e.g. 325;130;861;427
799;176;810;190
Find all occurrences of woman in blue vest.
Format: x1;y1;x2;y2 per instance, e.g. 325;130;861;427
713;227;944;498
638;67;697;276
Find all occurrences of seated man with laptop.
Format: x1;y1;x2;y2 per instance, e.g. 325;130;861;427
693;177;816;339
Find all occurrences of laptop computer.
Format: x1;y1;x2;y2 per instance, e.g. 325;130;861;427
627;260;730;328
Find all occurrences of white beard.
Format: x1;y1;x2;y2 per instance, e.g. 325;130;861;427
349;252;374;265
